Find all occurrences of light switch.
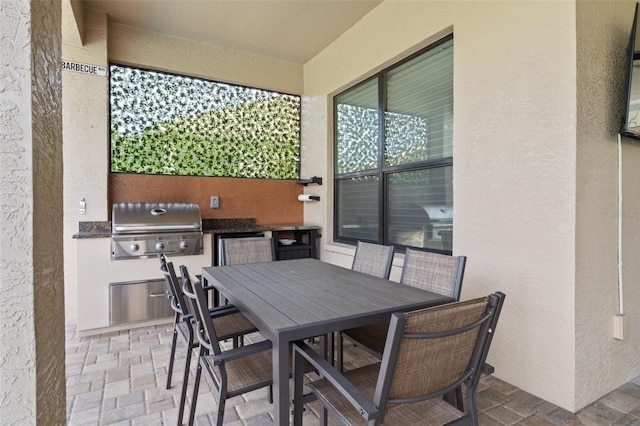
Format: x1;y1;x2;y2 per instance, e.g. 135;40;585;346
210;195;219;209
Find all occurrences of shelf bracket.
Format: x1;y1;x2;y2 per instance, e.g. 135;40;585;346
296;176;323;186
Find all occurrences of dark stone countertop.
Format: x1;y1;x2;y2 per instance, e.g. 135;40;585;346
73;221;112;238
73;219;319;239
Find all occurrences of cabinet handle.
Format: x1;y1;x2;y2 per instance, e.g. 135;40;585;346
149;292;168;298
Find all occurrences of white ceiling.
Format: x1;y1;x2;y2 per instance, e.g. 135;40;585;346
82;0;382;64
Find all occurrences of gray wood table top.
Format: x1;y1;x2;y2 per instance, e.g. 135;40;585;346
202;258;452;339
201;258;454;425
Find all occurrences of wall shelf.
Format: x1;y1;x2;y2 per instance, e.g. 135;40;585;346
272;226;320;260
296;176;323;186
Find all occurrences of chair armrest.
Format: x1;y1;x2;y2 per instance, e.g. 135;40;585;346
212;339;272;365
293;341;378;421
208;304;240;318
169;297;178;311
201;284;219;292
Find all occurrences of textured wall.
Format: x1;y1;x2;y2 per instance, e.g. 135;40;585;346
31;0;65;422
0;0;65;424
62;9;109;325
109;23;303;95
62;16;305;323
304;0;580;411
575;0;640;409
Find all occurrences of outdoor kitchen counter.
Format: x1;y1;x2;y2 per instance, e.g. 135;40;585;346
73;218;272;239
73;221;112;238
73;219;320;333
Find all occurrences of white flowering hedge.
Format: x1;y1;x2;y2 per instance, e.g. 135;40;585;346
110;65;300;179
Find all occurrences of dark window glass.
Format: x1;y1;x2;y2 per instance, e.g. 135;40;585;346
387;167;452;251
334;35;454;253
385;42;453;166
335;77;379;174
335;175;380;241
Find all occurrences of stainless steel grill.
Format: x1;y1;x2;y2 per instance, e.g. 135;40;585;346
111;202;203;260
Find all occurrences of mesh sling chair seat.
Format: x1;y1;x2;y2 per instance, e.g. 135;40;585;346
339;248;466;369
222;237;275;265
158;254;258;426
351;241;395;280
216;237;276;306
293;292;506;426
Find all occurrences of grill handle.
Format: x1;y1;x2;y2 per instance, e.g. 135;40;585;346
149;291;169;298
143;250;180;255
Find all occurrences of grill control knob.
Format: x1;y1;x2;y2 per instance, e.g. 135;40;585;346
130;243;140;252
179;241;189;250
155;242;165;251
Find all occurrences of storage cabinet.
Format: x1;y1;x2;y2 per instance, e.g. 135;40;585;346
271;226;320;260
109;279;172;325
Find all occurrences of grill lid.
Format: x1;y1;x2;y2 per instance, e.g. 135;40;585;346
112;202;202;233
420;205;453;221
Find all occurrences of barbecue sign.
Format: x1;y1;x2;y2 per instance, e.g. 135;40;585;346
62;60;107;77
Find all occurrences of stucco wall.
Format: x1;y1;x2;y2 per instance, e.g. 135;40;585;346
62;9;109;325
58;0;640;413
62;14;305;324
303;0;580;410
109;23;303;95
575;0;640;409
1;0;65;423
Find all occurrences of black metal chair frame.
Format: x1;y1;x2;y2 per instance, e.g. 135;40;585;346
180;265;273;426
159;254;256;425
293;292;506;426
338;249;467;370
334;242;395;368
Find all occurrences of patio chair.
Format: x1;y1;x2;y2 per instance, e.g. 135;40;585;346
335;241;395;367
215;237;276;307
221;237;275;265
158;254;258;426
293;292;506;426
180;265;274;426
339;248;467;368
351;241;395;279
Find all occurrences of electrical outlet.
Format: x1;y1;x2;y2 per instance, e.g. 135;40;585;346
210;195;219;209
614;314;627;340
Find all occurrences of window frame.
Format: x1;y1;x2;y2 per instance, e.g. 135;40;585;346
333;34;454;253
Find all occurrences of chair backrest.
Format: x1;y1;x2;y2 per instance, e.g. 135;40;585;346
180;265;222;357
375;292;505;422
222;237;275;265
158;253;189;316
399;248;466;301
351;241;395;279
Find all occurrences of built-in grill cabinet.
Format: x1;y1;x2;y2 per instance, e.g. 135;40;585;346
107;202;205;327
109;279;173;325
111;202;203;260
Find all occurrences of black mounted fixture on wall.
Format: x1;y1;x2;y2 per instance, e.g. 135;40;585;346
296;176;323;186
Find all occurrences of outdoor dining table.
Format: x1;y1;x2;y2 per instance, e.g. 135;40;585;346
201;258;454;424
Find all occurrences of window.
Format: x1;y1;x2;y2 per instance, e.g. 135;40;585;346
109;64;300;179
334;35;453;253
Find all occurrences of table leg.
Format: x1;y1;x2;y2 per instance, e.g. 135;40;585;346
273;337;290;425
328;332;335;365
